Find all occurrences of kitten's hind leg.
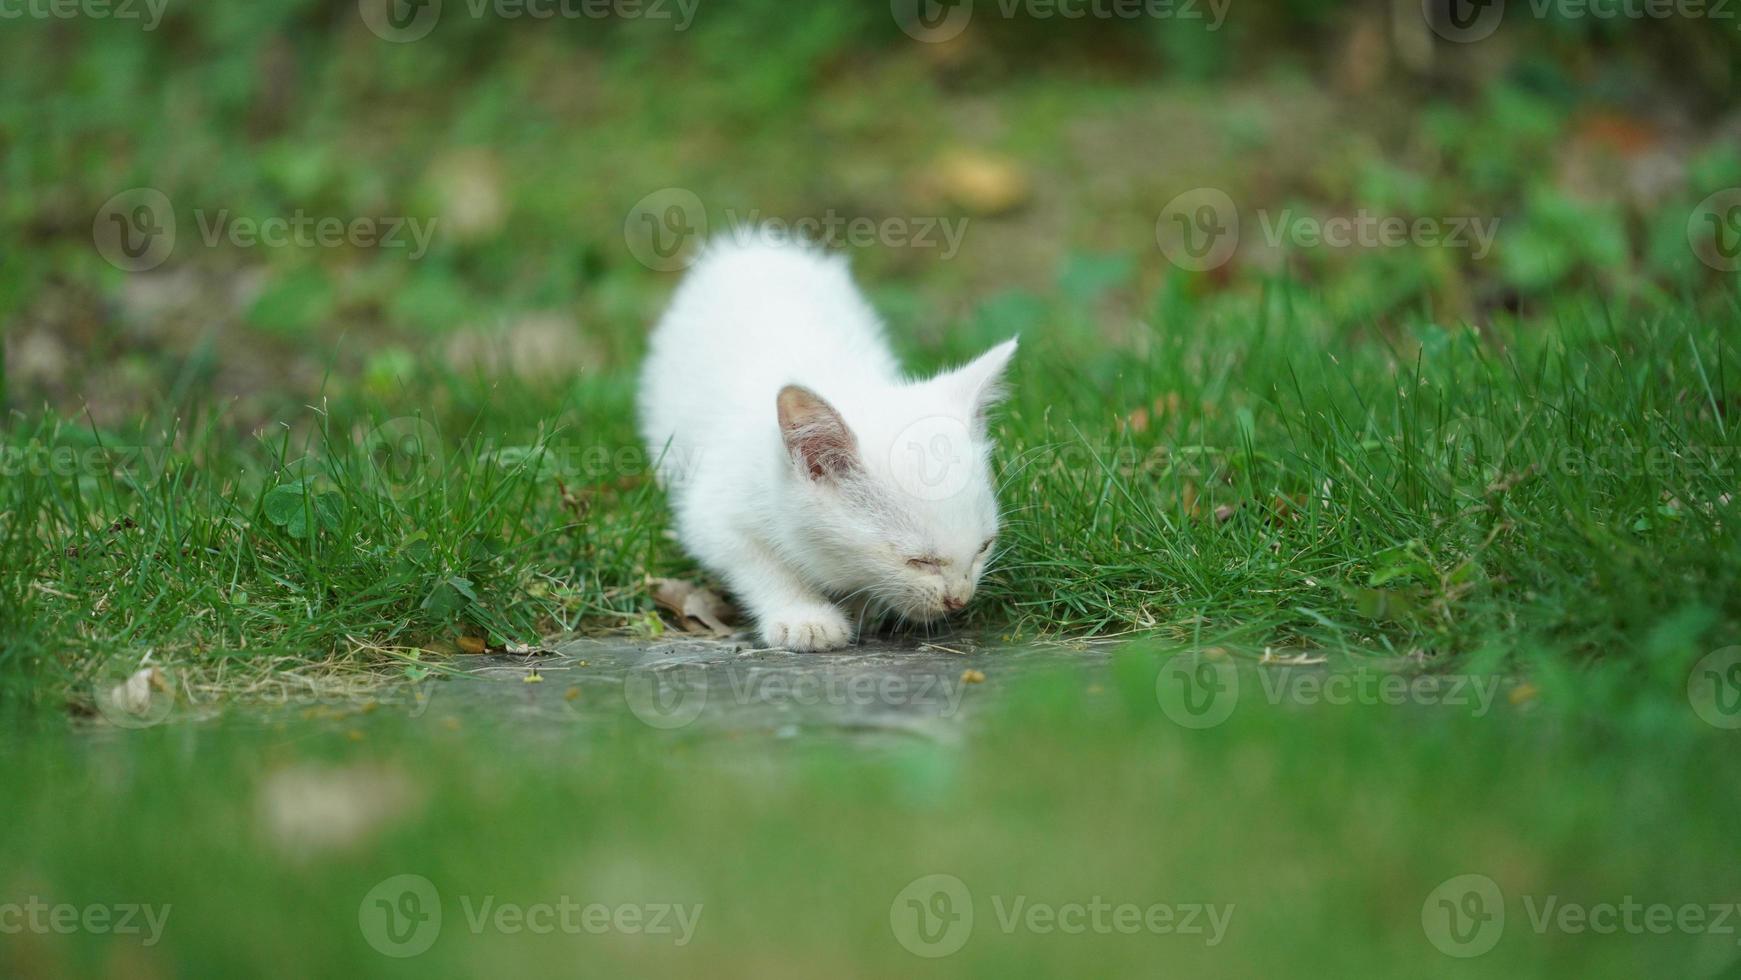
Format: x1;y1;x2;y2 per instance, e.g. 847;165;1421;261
724;541;853;653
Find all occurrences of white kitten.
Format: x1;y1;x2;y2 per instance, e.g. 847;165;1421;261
637;236;1016;652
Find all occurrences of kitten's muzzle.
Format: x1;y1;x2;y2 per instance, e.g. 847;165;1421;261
942;594;967;612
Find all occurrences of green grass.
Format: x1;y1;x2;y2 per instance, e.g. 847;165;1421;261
6;6;1739;704
5;284;1738;706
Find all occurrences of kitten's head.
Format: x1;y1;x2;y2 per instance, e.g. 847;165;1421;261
776;338;1017;624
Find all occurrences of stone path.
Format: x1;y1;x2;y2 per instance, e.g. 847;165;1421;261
424;634;1110;744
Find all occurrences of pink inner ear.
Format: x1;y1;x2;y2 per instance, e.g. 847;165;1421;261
792;426;854;479
778;385;859;481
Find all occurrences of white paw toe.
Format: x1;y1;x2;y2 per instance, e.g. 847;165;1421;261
762;610;851;652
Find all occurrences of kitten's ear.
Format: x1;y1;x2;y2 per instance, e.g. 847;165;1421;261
949;337;1019;424
777;385;860;483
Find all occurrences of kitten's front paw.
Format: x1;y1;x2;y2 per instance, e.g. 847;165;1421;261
761;606;852;652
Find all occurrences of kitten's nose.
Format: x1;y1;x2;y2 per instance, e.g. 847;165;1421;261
943;595;967;612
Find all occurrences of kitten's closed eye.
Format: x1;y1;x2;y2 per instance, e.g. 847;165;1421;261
906;557;943;571
979;538;995;555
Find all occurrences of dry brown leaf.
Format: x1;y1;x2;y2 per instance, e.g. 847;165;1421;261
649;577;737;636
1269;494;1306;523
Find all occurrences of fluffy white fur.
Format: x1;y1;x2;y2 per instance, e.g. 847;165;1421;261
638;236;1016;652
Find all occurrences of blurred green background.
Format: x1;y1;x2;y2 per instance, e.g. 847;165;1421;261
4;0;1738;424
